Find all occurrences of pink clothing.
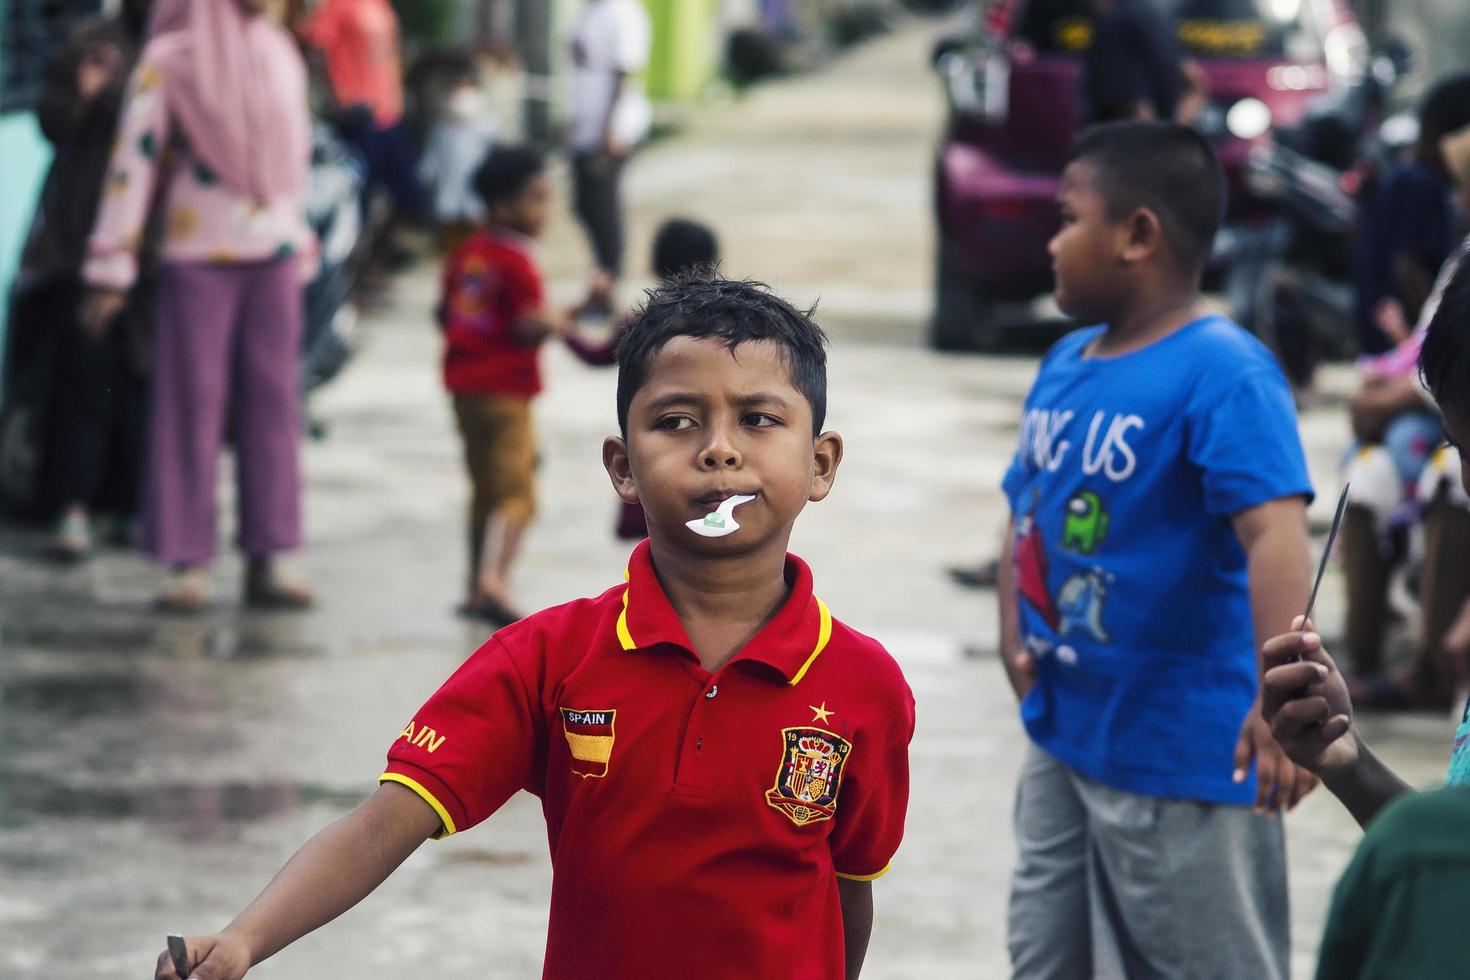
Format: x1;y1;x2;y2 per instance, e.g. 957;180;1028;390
147;0;310;203
143;257;304;564
83;41;315;291
300;0;404;128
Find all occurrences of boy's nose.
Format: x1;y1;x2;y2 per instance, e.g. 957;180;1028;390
699;433;742;469
701;448;741;469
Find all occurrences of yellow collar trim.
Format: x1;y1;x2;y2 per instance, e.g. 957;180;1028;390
788;597;832;686
617;573;831;687
617;586;636;651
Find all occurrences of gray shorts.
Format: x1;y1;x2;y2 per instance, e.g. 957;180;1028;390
1008;743;1289;980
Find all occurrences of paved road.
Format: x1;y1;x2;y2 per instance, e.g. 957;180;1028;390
0;16;1458;979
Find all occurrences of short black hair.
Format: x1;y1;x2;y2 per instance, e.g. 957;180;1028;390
616;276;828;436
652;218;720;281
1419;72;1470;145
1421;248;1470;419
1068;121;1225;275
473;145;545;209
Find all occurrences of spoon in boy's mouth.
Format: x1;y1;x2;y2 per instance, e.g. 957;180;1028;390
686;494;758;538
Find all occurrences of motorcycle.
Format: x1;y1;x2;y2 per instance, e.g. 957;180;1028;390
1212;44;1414;386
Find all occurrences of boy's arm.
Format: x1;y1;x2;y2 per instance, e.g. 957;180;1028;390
996;517;1036;701
837;877;873;980
1261;626;1413;828
155;783;441;980
1229;497;1319;813
513;307;573;344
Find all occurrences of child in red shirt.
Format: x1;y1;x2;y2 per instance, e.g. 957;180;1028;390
154;277;915;980
440;145;572;626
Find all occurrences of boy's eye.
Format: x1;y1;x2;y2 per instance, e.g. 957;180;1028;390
744;412;781;428
655;416;695;431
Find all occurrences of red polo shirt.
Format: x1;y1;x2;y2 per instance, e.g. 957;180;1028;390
440;230;545;397
382;540;915;980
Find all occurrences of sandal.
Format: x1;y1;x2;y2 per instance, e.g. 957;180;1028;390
50;510;92;561
156;568;211;614
456;595;524;628
245;566;316;610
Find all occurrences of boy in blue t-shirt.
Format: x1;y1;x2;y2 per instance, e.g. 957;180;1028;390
999;122;1317;979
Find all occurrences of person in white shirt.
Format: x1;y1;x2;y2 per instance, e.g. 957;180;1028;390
568;0;651;308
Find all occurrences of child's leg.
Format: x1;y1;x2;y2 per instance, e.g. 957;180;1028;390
1342;448;1403;677
452;393;497;598
1008;743;1092;978
1420;491;1470;699
464;396;535;607
1075;776;1288;980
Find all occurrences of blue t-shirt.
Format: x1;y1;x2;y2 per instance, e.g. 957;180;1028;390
1002;316;1313;804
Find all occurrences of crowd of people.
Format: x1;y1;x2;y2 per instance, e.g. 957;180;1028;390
9;0;656;612
8;1;1470;978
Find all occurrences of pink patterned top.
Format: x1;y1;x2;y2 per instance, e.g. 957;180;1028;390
83;38;316;291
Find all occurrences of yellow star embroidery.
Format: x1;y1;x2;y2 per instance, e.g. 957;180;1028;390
809;701;834;724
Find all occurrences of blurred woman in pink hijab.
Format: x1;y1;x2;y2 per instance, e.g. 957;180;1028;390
82;0;317;611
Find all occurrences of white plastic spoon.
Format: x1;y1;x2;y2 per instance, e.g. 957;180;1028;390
686;494;757;538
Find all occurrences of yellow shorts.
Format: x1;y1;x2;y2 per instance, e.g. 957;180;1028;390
453;393;536;524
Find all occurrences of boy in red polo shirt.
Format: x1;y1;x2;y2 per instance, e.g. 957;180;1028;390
155;277;916;980
441;145;573;626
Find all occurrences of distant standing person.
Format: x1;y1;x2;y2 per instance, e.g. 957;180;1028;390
19;0;152;556
1083;0;1205;125
82;0;317;611
299;0;422;242
568;0;652;310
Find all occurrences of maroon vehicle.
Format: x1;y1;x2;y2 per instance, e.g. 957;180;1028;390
931;0;1366;349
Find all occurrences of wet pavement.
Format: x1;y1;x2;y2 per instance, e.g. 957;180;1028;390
0;16;1461;980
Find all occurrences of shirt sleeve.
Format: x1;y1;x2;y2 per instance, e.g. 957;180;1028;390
828;683;916;880
381;634;546;838
1186;365;1314;516
612;1;652;72
82;52;171;291
502;249;547;323
299;0;342;50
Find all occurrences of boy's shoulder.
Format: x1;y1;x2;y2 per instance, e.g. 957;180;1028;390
820;614;914;709
490;584;625;654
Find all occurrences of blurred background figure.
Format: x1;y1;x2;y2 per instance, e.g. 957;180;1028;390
564;215;722;542
568;0;652;313
298;0;423;280
1340;113;1470;710
1351;72;1470;357
1082;0;1205;125
82;0;316;611
14;0;153;558
418;59;497;257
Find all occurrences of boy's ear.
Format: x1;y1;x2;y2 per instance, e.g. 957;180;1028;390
1119;206;1165;265
603;436;640;504
808;431;844;503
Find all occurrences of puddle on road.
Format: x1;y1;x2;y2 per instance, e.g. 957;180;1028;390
0;620;330;662
0;673;145;714
0;772;366;831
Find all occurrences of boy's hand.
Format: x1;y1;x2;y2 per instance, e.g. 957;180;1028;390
1005;647;1036;701
1260;617;1359;779
1232;709;1318;814
154;933;251;980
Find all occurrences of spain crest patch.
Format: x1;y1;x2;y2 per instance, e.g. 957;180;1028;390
766;727;852;827
561;708;616;778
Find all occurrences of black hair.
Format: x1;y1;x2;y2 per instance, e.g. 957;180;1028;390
1068;121;1225;275
615;276;828;436
1419;72;1470;145
652;218;720;281
472;145;545;209
1421;248;1470;419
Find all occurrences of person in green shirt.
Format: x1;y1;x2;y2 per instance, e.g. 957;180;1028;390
1261;246;1470;978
